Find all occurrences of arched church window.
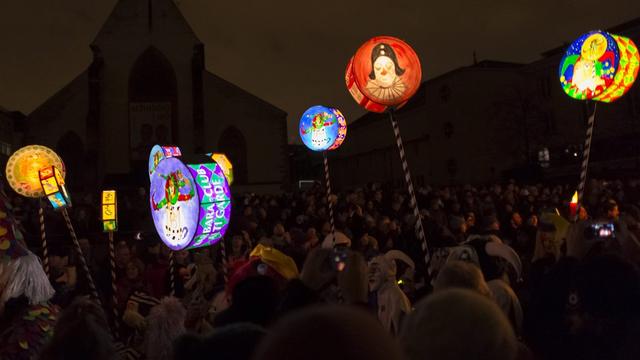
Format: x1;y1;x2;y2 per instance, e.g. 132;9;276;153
128;47;177;162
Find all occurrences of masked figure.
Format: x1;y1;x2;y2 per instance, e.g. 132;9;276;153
0;185;58;359
368;250;414;334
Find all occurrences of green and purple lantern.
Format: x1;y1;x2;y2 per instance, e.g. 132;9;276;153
149;154;231;251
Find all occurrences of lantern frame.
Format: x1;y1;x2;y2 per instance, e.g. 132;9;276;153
38;166;71;210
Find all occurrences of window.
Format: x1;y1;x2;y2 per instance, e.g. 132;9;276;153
439;85;451;103
0;141;11;156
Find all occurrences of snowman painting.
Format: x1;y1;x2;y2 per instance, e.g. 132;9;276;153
300;111;336;150
151;169;196;247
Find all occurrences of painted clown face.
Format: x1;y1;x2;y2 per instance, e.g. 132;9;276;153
373;56;397;88
365;45;407;102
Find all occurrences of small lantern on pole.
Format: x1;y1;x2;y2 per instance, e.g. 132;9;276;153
102;190;118;232
38;166;71;210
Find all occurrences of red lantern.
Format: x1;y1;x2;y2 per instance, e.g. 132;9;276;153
346;36;422;113
569;191;578;218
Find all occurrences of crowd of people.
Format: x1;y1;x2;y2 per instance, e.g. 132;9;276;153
2;176;640;359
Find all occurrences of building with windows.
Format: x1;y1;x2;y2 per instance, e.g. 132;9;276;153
331;18;640;189
23;0;288;193
0;107;25;168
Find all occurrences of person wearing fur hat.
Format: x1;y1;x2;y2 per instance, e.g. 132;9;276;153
0;182;58;359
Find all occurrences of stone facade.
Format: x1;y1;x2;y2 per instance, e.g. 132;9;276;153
332;18;640;189
25;0;287;193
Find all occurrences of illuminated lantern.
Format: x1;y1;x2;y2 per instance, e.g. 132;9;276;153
346;36;422;113
208;153;234;185
5;145;65;198
38;166;71;209
101;190;118;232
593;34;639;102
569;191;578;218
149;156;231;250
559;30;639;102
149;145;182;179
299;105;347;151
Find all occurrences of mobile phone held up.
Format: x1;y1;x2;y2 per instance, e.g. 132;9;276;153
332;246;349;272
585;222;616;240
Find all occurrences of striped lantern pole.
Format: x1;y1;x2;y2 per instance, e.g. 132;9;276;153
38;199;49;277
220;239;228;284
388;109;431;274
574;103;597;222
108;231;119;338
323;151;336;246
168;251;176;296
61;208;101;304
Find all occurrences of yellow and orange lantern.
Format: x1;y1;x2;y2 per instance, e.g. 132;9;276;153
5;145;66;198
559;30;639;102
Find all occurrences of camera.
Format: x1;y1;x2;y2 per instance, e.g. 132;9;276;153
332;245;349;272
584;222;616;240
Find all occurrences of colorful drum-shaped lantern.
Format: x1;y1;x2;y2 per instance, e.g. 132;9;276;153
559;30;639;102
149;156;231;251
5;145;66;198
346;36;422;113
149;145;182;179
209;153;234;185
593;34;639;103
299;105;347;151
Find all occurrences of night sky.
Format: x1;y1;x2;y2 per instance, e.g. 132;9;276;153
1;0;639;143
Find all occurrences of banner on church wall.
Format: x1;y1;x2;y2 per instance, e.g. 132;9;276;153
129;102;172;161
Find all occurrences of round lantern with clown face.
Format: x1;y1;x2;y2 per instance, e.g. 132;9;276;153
346;36;422;113
299;105;347;152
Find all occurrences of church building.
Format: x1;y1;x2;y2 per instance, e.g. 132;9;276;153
24;0;288;193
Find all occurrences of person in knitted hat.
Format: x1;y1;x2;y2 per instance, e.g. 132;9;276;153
0;181;58;359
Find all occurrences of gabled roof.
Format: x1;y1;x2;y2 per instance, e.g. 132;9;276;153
203;70;287;118
349;60;522;130
92;0;201;46
27;70;88;120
